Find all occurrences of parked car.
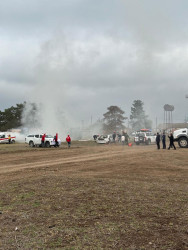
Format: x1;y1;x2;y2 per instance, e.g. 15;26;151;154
134;129;156;145
96;135;110;144
25;134;61;147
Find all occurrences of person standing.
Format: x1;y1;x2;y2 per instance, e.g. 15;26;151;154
121;135;125;145
66;135;71;148
54;133;59;147
112;132;116;143
41;133;46;148
168;133;176;150
124;132;129;145
156;132;160;150
8;134;11;144
162;132;166;149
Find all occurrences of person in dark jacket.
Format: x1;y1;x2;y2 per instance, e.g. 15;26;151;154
162;132;166;149
156;132;160;150
168;133;176;150
124;132;129;145
112;132;116;143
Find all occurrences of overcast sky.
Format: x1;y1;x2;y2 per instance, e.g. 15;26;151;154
1;0;188;128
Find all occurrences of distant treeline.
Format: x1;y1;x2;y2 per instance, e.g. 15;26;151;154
0;99;152;133
0;102;25;131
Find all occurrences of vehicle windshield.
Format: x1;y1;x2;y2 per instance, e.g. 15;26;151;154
98;135;107;139
136;132;145;137
45;135;53;138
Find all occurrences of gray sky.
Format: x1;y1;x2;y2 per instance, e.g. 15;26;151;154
1;0;188;128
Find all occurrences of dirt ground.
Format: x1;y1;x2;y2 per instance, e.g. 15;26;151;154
0;141;187;249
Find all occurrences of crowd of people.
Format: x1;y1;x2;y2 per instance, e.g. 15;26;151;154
39;130;177;150
93;130;177;150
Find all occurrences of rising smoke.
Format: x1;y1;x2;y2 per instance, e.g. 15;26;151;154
21;34;106;139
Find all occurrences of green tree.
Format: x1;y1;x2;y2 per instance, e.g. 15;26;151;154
130;100;152;131
103;106;127;134
0;103;25;131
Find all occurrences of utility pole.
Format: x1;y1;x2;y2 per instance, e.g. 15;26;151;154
185;95;188;122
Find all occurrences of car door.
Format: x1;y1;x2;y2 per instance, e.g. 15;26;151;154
34;134;42;145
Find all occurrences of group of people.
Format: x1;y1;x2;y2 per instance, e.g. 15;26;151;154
114;131;129;145
156;132;176;150
41;134;71;148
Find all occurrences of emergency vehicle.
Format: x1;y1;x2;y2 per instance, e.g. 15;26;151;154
0;132;16;144
134;129;156;145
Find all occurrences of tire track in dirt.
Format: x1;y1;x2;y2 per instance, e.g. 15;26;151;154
0;150;131;174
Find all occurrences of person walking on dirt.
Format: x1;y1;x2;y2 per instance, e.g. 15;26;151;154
41;134;46;148
162;132;166;149
168;133;176;150
66;135;71;148
156;132;160;150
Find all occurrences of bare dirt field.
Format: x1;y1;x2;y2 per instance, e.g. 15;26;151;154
0;142;187;249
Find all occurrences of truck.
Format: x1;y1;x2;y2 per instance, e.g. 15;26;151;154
134;129;156;145
173;128;188;148
0;132;16;144
25;134;61;147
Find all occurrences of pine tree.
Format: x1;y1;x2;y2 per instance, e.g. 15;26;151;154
130;100;152;131
103;106;127;134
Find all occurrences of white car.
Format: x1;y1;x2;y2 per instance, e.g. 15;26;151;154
25;134;61;147
134;130;156;145
96;135;110;144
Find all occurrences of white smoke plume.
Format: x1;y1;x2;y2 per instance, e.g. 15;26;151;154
21;34;106;140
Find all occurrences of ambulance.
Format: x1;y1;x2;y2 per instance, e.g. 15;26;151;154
0;132;16;144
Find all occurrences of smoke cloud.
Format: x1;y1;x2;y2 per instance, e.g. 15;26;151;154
1;0;188;136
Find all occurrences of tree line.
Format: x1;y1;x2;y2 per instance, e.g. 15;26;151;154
0;103;25;131
102;100;152;134
0;100;151;133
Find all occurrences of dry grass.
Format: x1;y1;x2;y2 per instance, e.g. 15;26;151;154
0;142;187;249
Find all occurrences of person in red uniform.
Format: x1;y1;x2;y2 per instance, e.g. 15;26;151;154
54;133;59;147
66;135;71;148
41;133;46;147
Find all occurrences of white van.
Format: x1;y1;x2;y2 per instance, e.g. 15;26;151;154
0;132;16;144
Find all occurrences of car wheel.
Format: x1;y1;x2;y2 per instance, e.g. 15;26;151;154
178;137;188;148
29;141;34;147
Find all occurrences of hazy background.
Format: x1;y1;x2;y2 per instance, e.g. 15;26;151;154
1;0;188;135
